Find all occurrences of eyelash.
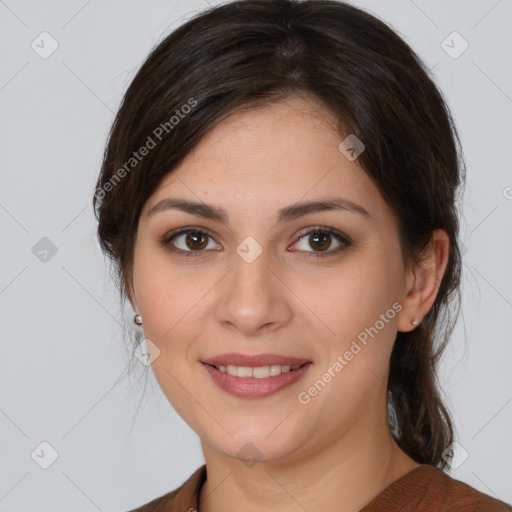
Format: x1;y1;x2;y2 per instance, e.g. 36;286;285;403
158;226;352;259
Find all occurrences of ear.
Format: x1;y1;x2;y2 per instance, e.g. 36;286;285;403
125;271;138;314
397;229;450;332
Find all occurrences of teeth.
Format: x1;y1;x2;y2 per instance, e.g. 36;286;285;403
217;364;301;378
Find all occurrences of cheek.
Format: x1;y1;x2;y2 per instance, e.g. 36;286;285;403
293;251;399;345
133;244;193;334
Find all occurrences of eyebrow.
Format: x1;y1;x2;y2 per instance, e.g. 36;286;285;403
146;196;371;224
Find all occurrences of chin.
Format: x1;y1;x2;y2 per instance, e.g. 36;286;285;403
203;427;307;466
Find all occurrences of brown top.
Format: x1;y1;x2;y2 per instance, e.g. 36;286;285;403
128;463;512;512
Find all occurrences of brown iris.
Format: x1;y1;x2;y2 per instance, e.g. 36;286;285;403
308;231;331;252
185;231;209;250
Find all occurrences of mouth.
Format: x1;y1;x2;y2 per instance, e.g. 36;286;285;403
204;362;308;378
201;361;313;399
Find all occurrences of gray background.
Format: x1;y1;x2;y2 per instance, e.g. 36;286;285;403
0;0;511;510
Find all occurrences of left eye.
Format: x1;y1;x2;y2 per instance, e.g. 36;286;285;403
291;228;351;257
160;227;351;258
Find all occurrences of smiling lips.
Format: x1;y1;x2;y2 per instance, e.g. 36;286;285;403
201;352;311;378
201;352;313;398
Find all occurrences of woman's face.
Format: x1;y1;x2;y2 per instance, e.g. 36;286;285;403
131;96;414;464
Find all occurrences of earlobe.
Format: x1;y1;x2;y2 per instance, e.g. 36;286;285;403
396;229;450;332
396;268;423;332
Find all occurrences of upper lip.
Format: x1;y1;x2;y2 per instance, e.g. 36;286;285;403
201;353;312;367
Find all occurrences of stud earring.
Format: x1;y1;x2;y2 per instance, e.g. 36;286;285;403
134;314;143;326
411;317;419;326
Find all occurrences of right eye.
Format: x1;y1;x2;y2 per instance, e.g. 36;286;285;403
159;228;222;258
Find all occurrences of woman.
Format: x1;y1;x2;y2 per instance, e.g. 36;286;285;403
93;0;512;510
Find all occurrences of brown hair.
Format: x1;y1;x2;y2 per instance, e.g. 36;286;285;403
93;0;466;470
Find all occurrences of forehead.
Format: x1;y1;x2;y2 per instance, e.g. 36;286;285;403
142;96;389;226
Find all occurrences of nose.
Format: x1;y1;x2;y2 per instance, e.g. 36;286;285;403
215;245;293;337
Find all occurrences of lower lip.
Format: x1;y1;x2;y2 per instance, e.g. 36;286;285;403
202;362;313;399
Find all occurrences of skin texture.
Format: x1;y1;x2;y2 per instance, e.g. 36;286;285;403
129;96;450;512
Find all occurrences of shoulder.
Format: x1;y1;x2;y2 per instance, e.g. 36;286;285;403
418;465;512;511
127;465;207;512
362;464;512;511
